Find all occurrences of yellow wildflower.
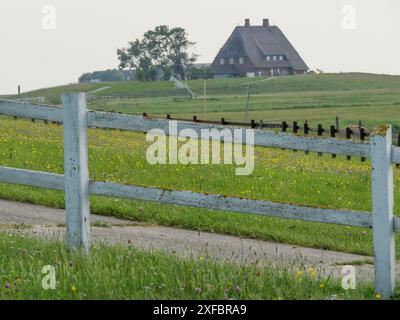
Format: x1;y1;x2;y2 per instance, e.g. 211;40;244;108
308;267;316;278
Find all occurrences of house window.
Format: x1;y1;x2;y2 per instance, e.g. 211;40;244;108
220;58;225;65
239;57;244;64
229;58;235;65
279;55;284;61
273;55;277;61
266;56;271;61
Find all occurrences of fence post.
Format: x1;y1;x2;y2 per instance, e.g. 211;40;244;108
282;121;288;133
360;127;366;162
371;125;395;298
293;121;299;152
304;122;309;154
346;127;352;160
62;93;90;252
317;124;324;157
330;125;337;159
397;134;400;168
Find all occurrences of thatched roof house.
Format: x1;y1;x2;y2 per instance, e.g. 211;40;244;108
211;19;308;78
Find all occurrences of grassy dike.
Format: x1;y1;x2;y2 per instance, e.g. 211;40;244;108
0;232;384;300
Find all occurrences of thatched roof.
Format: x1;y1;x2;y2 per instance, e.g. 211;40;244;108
213;20;308;73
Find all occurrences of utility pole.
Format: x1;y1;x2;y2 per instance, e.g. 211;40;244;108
336;116;340;132
203;80;207;120
18;85;21;96
244;85;251;124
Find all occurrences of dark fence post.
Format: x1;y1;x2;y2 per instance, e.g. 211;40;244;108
330;125;337;159
167;114;171;120
293;121;299;134
304;122;310;135
346;127;353;160
317;124;324;157
282;121;288;132
293;121;299;152
193;115;197;122
251;120;256;129
221;117;226;125
304;122;310;154
360;127;366;162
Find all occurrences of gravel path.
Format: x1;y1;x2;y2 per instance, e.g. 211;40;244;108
1;199;398;280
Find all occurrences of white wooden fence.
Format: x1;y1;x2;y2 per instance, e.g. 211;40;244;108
0;93;399;298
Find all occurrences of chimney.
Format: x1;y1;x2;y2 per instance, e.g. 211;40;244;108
245;18;250;27
263;19;270;27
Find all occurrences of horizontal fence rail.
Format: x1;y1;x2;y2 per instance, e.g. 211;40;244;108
2;166;400;233
0;95;399;297
0;100;63;122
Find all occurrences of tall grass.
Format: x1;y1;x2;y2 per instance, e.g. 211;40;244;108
0;232;382;300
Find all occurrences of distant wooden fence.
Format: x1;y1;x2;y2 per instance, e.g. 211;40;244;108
142;113;400;164
0;94;400;298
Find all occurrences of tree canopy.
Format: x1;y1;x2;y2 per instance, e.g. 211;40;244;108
117;25;197;82
79;69;125;83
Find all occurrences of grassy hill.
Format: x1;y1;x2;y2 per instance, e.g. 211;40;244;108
9;73;400;101
5;73;400;131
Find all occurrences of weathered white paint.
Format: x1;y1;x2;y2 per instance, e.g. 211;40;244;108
87;111;371;158
62;93;90;252
90;181;374;229
371;126;396;298
0;100;62;122
0;166;64;190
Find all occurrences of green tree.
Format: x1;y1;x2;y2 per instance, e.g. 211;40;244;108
117;25;197;81
186;65;214;80
79;70;125;83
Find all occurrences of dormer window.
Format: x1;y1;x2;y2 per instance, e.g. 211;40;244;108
279;55;285;61
273;55;277;61
229;58;235;65
266;56;271;61
220;58;225;65
239;57;244;64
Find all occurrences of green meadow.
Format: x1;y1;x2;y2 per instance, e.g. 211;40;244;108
1;73;400;299
0;118;399;258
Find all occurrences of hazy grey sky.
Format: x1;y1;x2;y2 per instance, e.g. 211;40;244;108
0;0;399;94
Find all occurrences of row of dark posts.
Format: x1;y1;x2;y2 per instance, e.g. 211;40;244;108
281;121;368;161
144;114;400;165
17;113;399;166
14;116;62;126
